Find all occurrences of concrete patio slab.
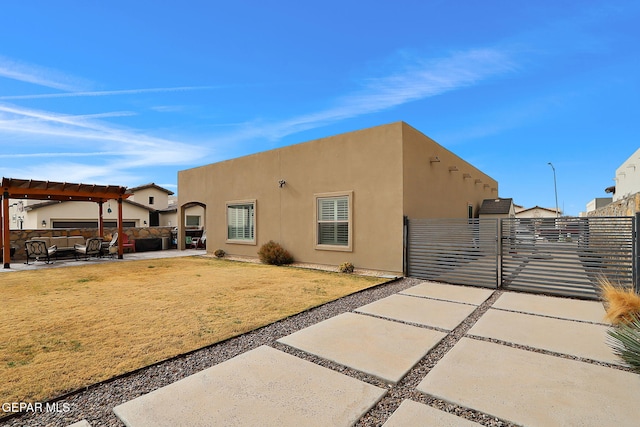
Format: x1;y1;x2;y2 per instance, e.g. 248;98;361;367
382;399;482;426
492;291;606;323
355;294;477;330
468;308;621;365
113;345;385;427
418;338;640;427
278;313;446;383
400;282;494;305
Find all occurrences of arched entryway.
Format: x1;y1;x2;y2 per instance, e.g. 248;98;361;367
179;201;206;250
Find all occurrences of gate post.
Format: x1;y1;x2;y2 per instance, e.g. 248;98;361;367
496;218;502;289
635;213;640;293
403;216;409;277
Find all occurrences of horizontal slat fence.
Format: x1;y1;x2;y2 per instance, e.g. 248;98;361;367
501;217;634;299
407;218;499;288
407;216;636;300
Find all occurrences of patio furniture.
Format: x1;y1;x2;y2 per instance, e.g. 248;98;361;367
24;240;57;264
122;234;135;253
103;232;119;258
37;236;85;258
74;237;103;260
190;230;206;249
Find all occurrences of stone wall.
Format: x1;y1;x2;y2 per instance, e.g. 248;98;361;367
6;226;174;261
587;192;640;217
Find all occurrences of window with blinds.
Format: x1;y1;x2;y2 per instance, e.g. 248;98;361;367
227;202;255;242
317;196;349;246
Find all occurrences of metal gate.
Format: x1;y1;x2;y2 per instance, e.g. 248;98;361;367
406;218;499;288
501;217;635;299
406;216;637;299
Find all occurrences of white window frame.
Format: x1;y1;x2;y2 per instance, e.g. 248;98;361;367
226;199;257;245
314;191;353;252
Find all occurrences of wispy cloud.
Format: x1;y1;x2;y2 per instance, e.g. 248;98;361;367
0;102;209;183
0;86;218;100
0;55;90;91
221;48;516;142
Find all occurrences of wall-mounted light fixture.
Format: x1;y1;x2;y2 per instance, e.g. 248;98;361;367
41;220;47;227
107;202;112;214
278;179;286;188
143;220;147;225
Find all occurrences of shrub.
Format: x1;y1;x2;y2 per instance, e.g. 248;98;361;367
214;249;225;258
607;313;640;374
338;262;355;273
258;241;294;266
600;278;640;373
600;279;640;325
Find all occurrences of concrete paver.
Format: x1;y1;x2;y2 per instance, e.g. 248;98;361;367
277;312;446;383
417;338;640;427
104;279;635;427
382;399;482;426
113;345;386;427
492;291;606;323
400;282;494;305
468;308;621;364
355;294;477;330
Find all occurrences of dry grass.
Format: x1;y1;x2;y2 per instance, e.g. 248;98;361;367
0;257;385;407
599;278;640;325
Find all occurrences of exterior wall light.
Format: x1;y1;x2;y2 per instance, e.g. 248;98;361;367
278;180;286;188
41;220;47;227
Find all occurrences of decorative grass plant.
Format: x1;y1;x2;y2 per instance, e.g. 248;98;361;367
600;278;640;374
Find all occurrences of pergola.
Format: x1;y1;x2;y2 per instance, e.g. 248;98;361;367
1;177;131;268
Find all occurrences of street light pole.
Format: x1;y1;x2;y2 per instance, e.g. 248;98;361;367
548;162;559;217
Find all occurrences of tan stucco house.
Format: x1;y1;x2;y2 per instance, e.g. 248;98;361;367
178;122;498;274
7;183;203;230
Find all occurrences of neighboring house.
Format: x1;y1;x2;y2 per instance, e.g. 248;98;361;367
585;148;640;217
515;206;561;218
478;198;515;219
613;147;640;201
177;121;498;274
6;183;203;230
585;197;612;213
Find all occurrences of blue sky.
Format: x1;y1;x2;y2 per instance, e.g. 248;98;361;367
1;1;638;215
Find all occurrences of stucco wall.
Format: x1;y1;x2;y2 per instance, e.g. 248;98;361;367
401;123;497;219
11;200;150;230
128;187;171;209
614;148;640;201
178;122;498;274
179;123;405;273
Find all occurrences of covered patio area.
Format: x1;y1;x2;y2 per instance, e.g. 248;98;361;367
1;177;131;268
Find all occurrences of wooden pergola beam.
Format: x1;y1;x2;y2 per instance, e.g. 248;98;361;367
2;177;131;268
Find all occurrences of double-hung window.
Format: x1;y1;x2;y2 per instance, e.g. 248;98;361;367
226;200;256;244
315;191;352;251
